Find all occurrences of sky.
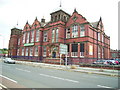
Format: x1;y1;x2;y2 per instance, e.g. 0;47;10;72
0;0;119;50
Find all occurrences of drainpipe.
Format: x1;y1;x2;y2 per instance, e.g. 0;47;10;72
97;32;98;60
40;30;43;62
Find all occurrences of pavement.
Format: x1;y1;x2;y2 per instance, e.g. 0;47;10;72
0;58;119;77
13;60;120;77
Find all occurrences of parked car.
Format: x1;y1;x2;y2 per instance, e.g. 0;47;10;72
93;60;111;65
106;60;119;65
93;60;107;65
115;59;120;64
4;58;15;64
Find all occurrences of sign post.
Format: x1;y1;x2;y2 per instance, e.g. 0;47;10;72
59;44;68;66
65;54;68;66
60;54;62;66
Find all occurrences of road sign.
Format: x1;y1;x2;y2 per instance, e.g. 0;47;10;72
24;43;34;46
59;44;68;54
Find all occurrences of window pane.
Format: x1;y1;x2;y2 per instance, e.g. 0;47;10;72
18;38;20;45
17;49;19;56
80;25;85;37
30;47;33;56
72;44;78;52
66;28;70;38
43;31;47;42
72;25;78;38
25;47;28;56
56;29;58;42
98;33;100;41
67;44;69;52
36;30;39;42
31;31;34;42
80;43;84;52
22;48;24;56
35;46;38;56
23;33;26;43
43;46;46;56
26;32;30;43
52;30;55;43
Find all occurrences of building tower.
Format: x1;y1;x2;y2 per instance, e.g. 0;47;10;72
8;28;22;57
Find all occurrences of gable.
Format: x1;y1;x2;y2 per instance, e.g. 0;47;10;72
23;22;31;31
66;11;88;27
31;19;41;29
97;18;104;31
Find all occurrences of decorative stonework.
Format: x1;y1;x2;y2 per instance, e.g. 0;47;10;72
72;15;78;21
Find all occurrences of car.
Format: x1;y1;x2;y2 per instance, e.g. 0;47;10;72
93;60;110;65
115;59;120;64
93;60;105;64
107;60;119;65
4;58;15;64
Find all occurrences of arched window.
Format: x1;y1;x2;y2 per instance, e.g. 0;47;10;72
51;16;53;21
59;14;60;20
64;16;66;21
55;15;57;21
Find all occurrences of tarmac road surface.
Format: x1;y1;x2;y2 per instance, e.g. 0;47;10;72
0;61;119;89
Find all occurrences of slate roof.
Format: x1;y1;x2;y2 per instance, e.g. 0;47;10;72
91;21;99;28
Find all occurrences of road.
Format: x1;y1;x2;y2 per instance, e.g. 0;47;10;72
0;61;119;89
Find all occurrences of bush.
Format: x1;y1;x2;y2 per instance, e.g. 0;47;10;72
79;63;120;70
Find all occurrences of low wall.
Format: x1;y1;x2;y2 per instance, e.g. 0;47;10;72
43;58;64;65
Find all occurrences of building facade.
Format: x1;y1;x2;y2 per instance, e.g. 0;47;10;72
8;8;110;64
110;49;120;59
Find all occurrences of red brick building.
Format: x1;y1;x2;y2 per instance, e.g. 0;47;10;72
8;8;110;64
110;49;120;59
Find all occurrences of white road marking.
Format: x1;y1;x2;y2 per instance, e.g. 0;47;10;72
16;68;31;73
39;73;79;83
97;85;113;88
0;83;7;88
0;75;17;83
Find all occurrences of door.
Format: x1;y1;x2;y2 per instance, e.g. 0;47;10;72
52;52;56;58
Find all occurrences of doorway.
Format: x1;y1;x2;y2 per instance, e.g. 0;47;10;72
52;52;56;58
